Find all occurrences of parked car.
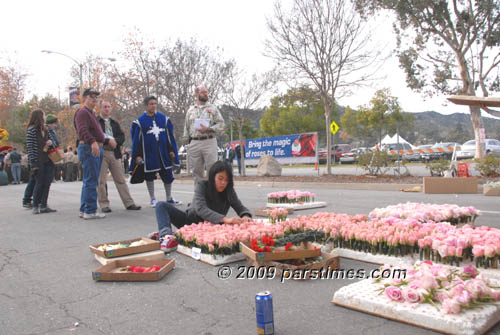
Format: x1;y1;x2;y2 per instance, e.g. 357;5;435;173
382;143;420;161
339;147;368;164
318;144;352;163
421;142;461;161
457;139;500;159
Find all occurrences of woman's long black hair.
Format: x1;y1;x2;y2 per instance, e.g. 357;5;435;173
206;161;234;200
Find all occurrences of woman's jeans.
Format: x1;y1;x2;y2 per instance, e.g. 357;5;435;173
32;161;54;208
78;143;103;214
156;201;190;236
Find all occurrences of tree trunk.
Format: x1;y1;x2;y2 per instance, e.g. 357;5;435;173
324;100;332;175
470;106;485;159
238;124;246;176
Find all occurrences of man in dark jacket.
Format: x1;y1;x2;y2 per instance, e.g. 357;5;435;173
97;100;140;212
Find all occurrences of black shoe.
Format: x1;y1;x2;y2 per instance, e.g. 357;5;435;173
126;205;141;210
40;207;57;213
101;207;112;213
23;202;32;209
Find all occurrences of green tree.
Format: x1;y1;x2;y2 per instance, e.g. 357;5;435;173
5;104;30;146
354;0;500;158
224;118;262;141
260;87;332;141
341;89;413;145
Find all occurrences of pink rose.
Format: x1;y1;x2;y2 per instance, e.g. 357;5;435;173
442;298;461;314
385;286;403;301
437;292;449;303
456;291;473;305
418;274;439;290
472;245;485;257
490;290;500;301
463;265;478;278
402;287;422;303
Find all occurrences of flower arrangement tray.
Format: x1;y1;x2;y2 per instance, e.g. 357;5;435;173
240;241;321;262
89;237;159;258
332;279;500;335
92;259;174;282
483;186;500;196
265;201;327;210
94;250;165;265
176;244;246;266
319;244;500;281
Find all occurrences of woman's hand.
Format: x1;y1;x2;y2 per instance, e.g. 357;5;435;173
241;216;252;223
46;140;53;147
221;217;243;225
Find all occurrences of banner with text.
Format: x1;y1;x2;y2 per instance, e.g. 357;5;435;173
232;132;318;165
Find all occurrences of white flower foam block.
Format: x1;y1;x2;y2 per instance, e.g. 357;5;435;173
176;245;246;266
332;279;500;335
266;201;327;210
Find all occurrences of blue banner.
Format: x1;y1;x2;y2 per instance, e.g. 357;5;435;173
232;132;318;165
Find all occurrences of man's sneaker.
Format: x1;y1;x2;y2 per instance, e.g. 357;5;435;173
167;198;182;205
32;206;40;215
40;207;57;214
147;231;159;241
79;212;84;218
101;207;112;213
23;202;32;209
160;235;178;252
83;212;106;220
150;199;158;208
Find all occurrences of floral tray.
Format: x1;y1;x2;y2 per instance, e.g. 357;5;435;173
333;278;500;335
176;244;246;266
265;201;327;210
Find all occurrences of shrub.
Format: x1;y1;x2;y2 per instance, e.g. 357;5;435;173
475;156;500;177
425;159;451;177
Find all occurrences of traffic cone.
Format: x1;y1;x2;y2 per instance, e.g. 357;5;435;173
314;162;318;171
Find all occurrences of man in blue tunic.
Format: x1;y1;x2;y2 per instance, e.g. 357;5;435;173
130;96;182;207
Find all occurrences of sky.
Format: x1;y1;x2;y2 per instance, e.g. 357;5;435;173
0;0;491;117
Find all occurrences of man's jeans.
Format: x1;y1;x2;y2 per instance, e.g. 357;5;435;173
11;163;21;184
78;143;103;214
155;201;190;237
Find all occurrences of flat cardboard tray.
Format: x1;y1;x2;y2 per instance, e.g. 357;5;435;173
94;250;165;265
89;237;160;258
484;186;500;196
92;259;174;282
254;207;294;217
248;251;340;280
265;201;327;210
176;244;246;266
240;241;321;262
333;278;500;335
423;177;478;194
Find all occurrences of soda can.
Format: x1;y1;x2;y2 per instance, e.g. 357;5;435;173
255;290;274;335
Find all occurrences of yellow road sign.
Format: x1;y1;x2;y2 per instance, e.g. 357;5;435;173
330;121;339;135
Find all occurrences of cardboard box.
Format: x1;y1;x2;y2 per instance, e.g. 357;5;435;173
92;259;174;282
248;251;340;280
423;177;478;194
253;207;294;217
94;250;165;265
240;241;321;262
176;244;246;266
89;237;160;258
483;186;500;196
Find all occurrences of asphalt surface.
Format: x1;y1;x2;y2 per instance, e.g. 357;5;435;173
1;177;500;335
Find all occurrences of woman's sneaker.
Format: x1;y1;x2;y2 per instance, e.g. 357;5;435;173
150;199;158;208
147;231;159;241
160;235;178;252
83;212;106;220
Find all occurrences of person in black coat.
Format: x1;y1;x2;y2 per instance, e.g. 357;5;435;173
152;161;252;251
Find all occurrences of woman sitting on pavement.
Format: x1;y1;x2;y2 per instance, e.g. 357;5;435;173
151;160;252;252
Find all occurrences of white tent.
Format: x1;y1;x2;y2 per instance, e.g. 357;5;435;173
377;134;416;149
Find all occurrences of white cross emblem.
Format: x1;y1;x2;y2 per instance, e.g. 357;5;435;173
147;120;165;141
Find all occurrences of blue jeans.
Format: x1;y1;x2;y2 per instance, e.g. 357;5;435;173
78;143;103;214
11;163;21;184
32;161;54;208
155;201;190;236
237;158;242;175
23;169;37;204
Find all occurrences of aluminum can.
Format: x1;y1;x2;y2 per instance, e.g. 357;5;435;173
256;290;274;334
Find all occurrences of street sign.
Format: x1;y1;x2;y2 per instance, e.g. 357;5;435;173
330;121;339;135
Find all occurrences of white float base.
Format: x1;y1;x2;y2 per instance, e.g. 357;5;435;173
333;279;500;335
266;201;327;210
176;244;246;266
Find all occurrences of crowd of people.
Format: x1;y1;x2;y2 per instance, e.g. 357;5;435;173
7;85;252;252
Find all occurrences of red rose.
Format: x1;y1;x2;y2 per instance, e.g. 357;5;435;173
268;237;275;246
285;242;293;251
264;246;271;252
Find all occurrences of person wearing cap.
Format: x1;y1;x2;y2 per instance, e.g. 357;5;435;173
130;96;181;208
96;100;141;212
183;85;225;183
46;114;63;181
74;88;116;219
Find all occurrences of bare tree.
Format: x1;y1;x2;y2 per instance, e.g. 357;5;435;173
222;68;278;175
265;0;379;174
